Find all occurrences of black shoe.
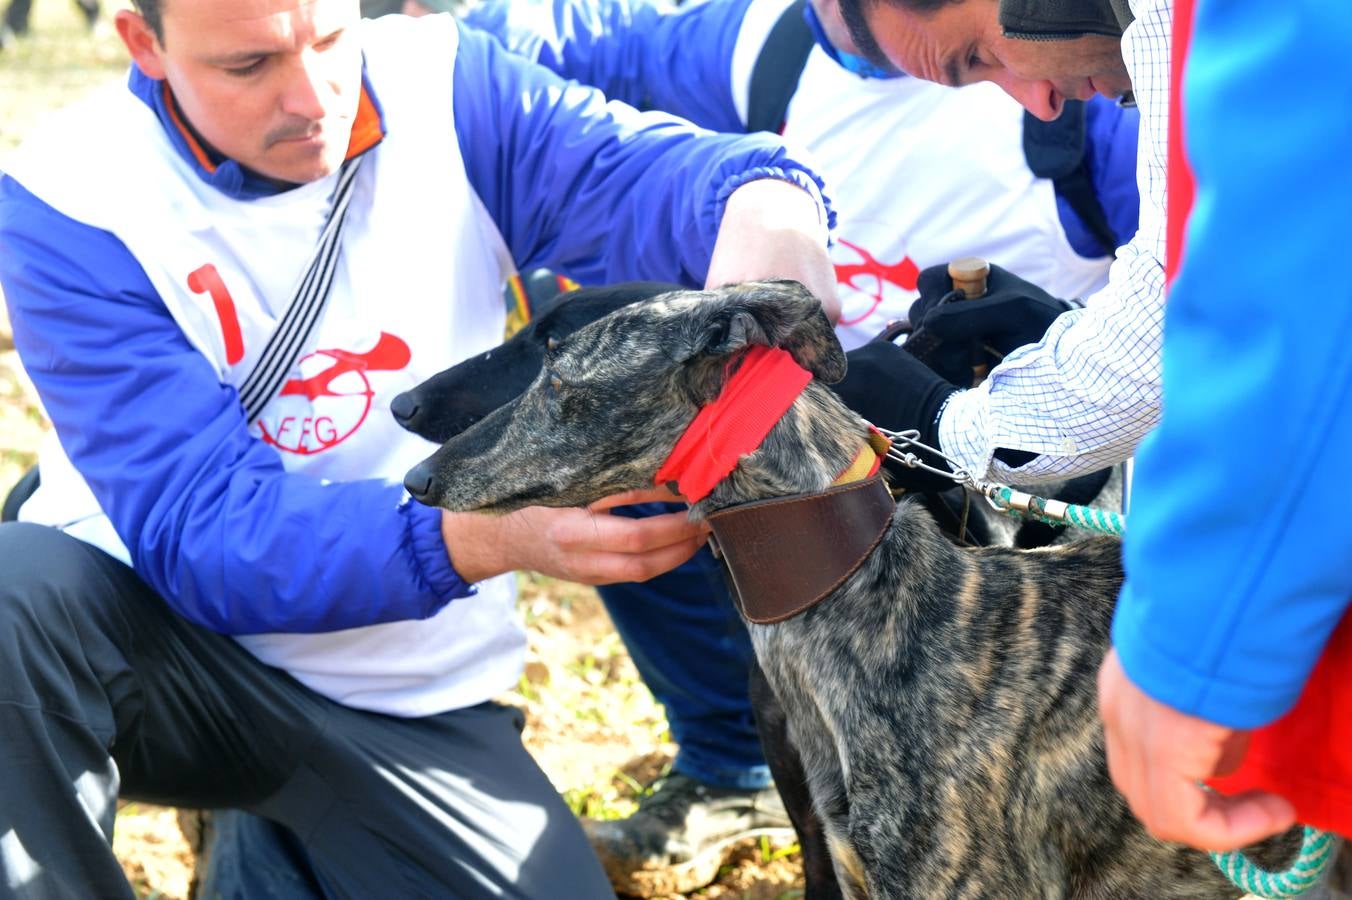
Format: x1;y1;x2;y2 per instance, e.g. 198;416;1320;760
583;772;793;896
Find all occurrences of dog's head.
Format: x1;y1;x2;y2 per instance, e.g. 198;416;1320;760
392;282;680;444
404;279;845;513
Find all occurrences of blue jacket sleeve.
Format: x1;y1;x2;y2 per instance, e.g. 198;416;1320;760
1112;0;1352;729
1054;96;1140;258
461;0;750;132
0;176;472;635
1083;95;1140;251
452;19;828;288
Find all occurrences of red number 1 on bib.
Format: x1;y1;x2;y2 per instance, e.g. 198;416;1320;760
188;263;245;366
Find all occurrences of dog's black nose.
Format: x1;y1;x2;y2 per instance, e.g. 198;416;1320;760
404;461;437;502
390;391;420;427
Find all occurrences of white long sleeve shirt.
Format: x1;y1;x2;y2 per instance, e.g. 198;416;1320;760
939;0;1171;484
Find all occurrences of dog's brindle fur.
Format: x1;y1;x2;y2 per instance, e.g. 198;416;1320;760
400;281;849;895
407;282;1298;898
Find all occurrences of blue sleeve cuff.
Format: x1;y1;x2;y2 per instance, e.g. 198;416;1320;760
1112;585;1305;730
714;164;838;244
402;494;477;611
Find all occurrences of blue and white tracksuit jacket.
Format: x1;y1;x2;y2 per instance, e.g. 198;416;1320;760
0;14;830;715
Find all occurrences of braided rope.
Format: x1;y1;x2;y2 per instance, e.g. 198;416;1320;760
1211;827;1336;898
987;486;1125;536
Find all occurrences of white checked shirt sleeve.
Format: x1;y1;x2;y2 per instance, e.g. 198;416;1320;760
939;0;1172;484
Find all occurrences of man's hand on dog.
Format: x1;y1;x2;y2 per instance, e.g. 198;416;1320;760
705;178;840;322
1097;649;1296;851
440;488;709;586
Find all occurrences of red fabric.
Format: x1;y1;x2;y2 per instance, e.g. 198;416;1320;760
1169;0;1350;838
654;345;812;502
1208;612;1352;837
1165;0;1196;284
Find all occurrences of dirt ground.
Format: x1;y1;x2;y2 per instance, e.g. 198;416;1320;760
0;6;802;896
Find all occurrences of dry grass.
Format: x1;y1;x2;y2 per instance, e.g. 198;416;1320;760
0;6;802;897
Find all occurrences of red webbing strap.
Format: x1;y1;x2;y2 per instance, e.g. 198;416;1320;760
654;346;812;503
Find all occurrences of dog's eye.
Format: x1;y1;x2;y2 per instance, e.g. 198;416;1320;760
549;374;564;392
545;336;560;354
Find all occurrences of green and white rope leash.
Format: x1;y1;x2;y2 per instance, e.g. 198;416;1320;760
876;426;1337;898
982;484;1125;536
1210;827;1337;898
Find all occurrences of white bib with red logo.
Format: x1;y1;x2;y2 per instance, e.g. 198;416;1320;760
732;0;1116;349
6;15;530;716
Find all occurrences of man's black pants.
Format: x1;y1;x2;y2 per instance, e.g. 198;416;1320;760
0;522;612;899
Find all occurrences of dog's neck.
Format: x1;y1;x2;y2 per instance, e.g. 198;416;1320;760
693;381;875;517
690;381;895;625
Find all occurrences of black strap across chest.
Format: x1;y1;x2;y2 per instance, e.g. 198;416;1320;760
746;0;814;134
238;154;366;424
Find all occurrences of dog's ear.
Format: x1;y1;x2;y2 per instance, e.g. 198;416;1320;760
667;280;847;383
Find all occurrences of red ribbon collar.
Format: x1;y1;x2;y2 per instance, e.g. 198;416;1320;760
654;345;812;503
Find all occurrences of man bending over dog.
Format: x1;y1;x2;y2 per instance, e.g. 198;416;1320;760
815;0;1351;868
823;0;1159;493
0;0;840;894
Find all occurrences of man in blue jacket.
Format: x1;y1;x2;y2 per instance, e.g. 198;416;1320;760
0;0;838;894
456;0;1139;890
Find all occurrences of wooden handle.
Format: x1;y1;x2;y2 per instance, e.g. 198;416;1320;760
947;257;992;386
948;256;990;300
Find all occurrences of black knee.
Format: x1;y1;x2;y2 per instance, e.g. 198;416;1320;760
0;521;110;614
0;523;155;741
0;523;143;671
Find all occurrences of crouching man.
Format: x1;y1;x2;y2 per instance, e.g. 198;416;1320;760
0;0;837;895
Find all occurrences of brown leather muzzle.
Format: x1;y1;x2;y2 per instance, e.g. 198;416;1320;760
707;475;895;624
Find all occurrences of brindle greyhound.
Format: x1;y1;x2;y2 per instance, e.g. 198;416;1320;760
404;281;1299;898
392;279;1121;897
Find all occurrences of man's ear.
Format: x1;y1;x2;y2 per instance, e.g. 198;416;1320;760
115;9;167;80
667;280;847;383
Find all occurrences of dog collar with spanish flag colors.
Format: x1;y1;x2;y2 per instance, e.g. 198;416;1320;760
654;345;813;503
835;427;889;484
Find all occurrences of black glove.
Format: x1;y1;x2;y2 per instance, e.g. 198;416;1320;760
832;341;960;493
905;264;1077;386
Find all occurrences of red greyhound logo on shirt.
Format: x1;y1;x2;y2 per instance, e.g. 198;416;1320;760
189;263;412;455
833;237;920;327
256;331;412;455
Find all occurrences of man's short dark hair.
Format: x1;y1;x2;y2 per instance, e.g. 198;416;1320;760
132;0;165;42
835;0;965;73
